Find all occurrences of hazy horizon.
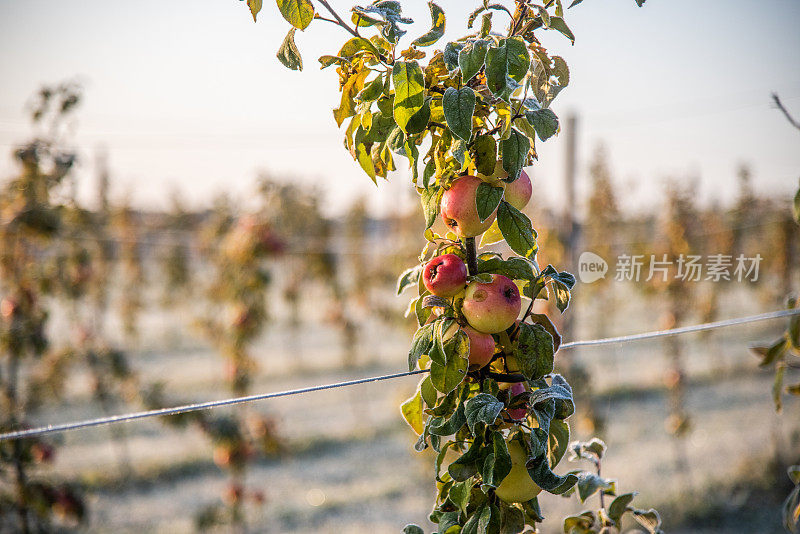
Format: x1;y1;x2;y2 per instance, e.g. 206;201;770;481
1;0;798;217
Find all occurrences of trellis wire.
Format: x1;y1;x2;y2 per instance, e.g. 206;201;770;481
0;308;797;442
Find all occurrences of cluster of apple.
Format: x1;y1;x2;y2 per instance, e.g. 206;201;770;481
421;170;543;503
423;171;531;366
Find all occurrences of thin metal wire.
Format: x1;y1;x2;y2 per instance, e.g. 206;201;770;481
559;308;800;349
0;308;797;442
0;370;429;442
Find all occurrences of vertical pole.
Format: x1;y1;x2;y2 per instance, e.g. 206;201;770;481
563;113;579;338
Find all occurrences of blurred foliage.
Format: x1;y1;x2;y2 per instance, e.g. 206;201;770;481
0;82;87;532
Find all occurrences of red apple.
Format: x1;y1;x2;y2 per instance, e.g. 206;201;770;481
464;325;495;369
506;382;528;420
504;169;532;210
423;254;468;297
462;275;521;333
440;175;497;238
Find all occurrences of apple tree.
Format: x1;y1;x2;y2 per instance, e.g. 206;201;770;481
242;0;659;531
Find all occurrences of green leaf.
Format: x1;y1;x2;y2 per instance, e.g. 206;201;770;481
551;279;571;313
443;87;475;142
420;186;441;229
443;41;464;71
403;525;424;534
497;201;537;258
480;503;502;534
247;0;262;22
548;16;575;44
458;39;489;82
484;43;508;97
527;454;578;495
608;492;638;525
464;393;504;432
429;403;466;436
392;61;426;133
409;323;435;370
479;11;492;37
353;2;413;44
449;480;471;513
530;375;575;421
476;183;503;223
437;511;460;534
276;27;303;71
450;139;466;168
397;264;422;294
317;55;341;68
548;418;570;469
501;128;530;181
478;256;536;281
499;505;525;534
401;388;424;434
431;329;469;394
526;108;560;142
471;134;497;176
387;125;406;153
793;182;800;224
575;472;615;503
356;76;385;102
433;317;456;366
412;2;445;47
513;323;555;380
338;36;381;59
421;375;438;407
406;99;431;135
482;431;512;487
449;432;484;481
276;0;315;30
422;159;435;188
502;37;530;82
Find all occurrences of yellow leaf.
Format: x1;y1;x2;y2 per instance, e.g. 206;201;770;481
480;219;504;247
247;0;262;22
400;388;424;435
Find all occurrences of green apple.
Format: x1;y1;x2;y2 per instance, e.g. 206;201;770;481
495;438;542;503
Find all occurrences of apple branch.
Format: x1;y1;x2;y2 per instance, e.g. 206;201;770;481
464;237;478;276
316;0;359;38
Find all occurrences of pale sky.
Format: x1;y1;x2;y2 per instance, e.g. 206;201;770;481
0;0;798;217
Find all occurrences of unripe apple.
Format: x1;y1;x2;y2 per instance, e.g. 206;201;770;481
464;325;495;369
440;175;497;238
504;169;532;210
423;254;468;297
495;438;542;503
462;275;521;334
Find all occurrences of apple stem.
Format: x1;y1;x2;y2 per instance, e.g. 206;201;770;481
464;237;478;276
